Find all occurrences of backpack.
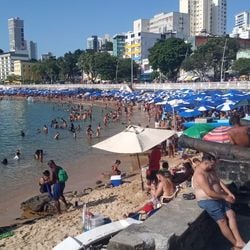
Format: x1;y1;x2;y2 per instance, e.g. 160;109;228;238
58;168;68;183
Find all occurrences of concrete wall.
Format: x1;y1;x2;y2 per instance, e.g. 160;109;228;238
1;81;250;90
108;193;218;250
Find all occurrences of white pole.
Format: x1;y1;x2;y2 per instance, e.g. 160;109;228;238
220;38;228;83
131;56;133;86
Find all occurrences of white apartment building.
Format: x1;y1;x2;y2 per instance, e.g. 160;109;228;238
231;11;250;39
124;31;163;63
180;0;227;36
134;12;190;39
0;52;29;81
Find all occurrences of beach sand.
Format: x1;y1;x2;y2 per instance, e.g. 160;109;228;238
0;155;185;250
0;173;149;250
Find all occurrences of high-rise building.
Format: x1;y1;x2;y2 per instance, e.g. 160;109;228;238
87;35;99;52
180;0;227;36
113;34;126;58
231;11;250;39
8;17;27;52
28;41;38;60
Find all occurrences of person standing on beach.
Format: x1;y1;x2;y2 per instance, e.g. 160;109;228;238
193;154;245;250
48;160;69;214
146;145;161;187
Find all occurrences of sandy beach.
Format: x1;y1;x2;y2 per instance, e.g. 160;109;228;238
0;96;154;227
0;96;168;250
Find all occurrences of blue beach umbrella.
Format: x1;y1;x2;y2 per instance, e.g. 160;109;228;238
179;109;201;118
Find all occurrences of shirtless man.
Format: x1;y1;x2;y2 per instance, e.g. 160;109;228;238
228;116;250;147
151;170;175;203
193;153;245;249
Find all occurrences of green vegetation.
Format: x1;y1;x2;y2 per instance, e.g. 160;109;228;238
26;37;247;84
182;37;239;81
232;58;250;76
149;38;192;81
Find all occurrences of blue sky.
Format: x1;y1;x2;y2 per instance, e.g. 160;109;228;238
0;0;249;57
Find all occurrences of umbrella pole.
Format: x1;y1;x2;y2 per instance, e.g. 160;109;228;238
136;154;144;191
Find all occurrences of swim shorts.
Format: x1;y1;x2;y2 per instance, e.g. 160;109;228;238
198;199;231;221
53;183;65;201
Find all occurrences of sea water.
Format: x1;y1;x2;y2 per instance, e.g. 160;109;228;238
0;98;123;204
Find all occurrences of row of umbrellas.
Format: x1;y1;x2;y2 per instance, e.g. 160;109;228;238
0;87;249;118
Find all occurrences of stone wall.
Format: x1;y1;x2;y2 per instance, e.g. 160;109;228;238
217;160;250;188
108;192;218;250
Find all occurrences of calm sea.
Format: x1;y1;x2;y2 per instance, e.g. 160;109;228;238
0;98;123;199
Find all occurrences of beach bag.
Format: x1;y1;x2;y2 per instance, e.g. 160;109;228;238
58;168;68;183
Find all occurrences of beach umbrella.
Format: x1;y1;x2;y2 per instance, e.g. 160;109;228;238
179;109;201;118
234;99;250;108
203;126;231;143
216;103;235;111
92;125;176;190
198;105;215;112
183;124;214;139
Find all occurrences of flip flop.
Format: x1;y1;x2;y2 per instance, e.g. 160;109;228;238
183;193;196;200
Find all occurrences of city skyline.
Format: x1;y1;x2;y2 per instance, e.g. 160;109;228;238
0;0;249;57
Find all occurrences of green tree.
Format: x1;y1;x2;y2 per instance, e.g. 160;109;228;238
182;37;239;81
148;38;191;81
58;50;83;82
116;58;139;82
101;41;113;52
232;58;250;76
0;49;3;54
95;52;116;80
78;51;99;82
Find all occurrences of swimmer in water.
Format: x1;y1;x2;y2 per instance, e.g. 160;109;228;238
1;158;8;165
54;132;60;140
14;150;21;160
21;130;25;137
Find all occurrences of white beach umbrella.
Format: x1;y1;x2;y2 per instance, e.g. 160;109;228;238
93;125;175;154
92;125;176;190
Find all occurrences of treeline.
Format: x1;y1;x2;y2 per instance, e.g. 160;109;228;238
31;50;139;83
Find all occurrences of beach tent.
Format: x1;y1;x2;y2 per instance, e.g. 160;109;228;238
92;125;176;190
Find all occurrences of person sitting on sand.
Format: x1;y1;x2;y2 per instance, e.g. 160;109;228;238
171;161;194;186
111;160;121;175
39;170;52;194
151;170;176;204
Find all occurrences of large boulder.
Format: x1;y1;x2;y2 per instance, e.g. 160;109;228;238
20;194;52;212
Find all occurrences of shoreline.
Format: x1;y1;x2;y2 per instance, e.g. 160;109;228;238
0;95;153;227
